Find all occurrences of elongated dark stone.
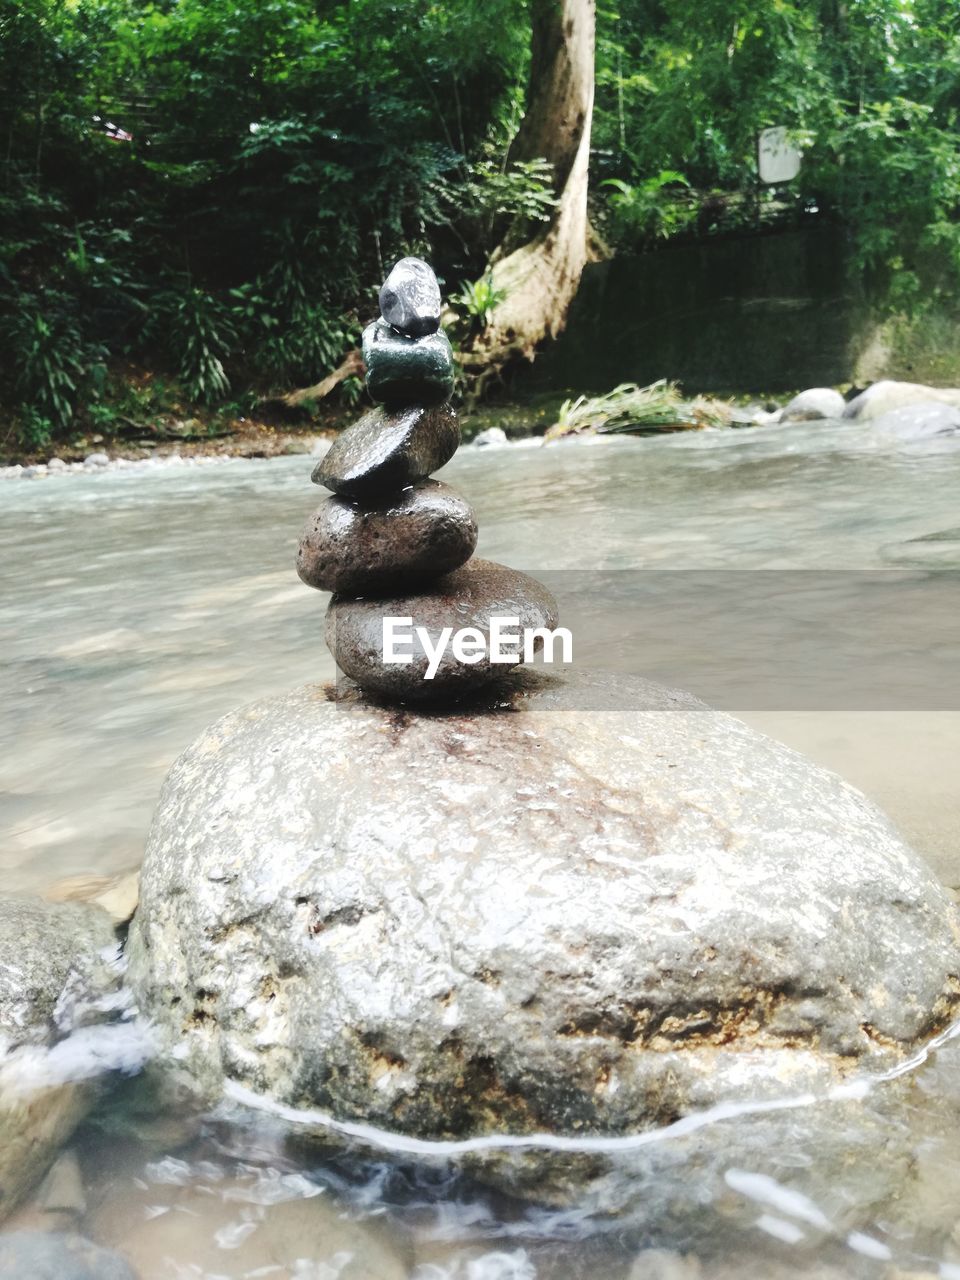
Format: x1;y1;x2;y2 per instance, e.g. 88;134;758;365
297;480;477;595
379;256;442;337
312;402;460;497
362;319;454;406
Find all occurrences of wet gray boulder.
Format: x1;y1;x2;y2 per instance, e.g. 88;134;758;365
361;319;454;405
379;256;442;338
842;379;960;421
0;898;117;1047
780;388;845;423
471;426;509;447
867;402;960;439
297;480;477;596
126;666;960;1199
313;403;460;498
325;558;560;700
0;897;120;1225
0;1232;136;1280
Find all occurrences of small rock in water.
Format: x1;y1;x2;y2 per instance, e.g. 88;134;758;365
297;479;478;595
0;1233;136;1280
780;388;846;423
472;426;509;447
362;318;454;405
867;403;960;439
326;558;560;701
313;402;460;498
842;379;960;421
83;453;109;468
379;256;442;338
46;458;67;473
35;1151;86;1217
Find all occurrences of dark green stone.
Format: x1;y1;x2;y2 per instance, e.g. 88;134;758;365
362;318;454;405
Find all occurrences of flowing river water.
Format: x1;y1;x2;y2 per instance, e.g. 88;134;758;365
2;417;960;1277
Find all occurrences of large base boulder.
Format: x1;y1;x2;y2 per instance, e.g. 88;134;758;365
126;667;960;1195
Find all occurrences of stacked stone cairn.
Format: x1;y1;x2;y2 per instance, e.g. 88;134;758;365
297;257;558;703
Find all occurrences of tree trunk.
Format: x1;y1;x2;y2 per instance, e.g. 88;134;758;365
271;349;364;409
465;0;596;374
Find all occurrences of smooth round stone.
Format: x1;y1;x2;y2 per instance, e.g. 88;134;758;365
361;318;454;405
312;402;460;498
297;479;478;595
379;256;442;338
325;557;560;701
780;387;845;422
842;379;960;420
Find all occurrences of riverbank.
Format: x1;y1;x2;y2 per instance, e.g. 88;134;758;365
0;396;577;471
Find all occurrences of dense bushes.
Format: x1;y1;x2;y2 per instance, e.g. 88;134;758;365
3;0;960;448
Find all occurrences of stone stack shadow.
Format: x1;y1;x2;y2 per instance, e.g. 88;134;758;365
297;257;558;702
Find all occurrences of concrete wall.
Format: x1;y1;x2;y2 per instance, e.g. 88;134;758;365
521;226;868;396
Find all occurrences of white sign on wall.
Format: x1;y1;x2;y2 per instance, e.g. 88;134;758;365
758;126;802;184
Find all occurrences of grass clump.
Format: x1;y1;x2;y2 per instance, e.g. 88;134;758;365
545;380;732;441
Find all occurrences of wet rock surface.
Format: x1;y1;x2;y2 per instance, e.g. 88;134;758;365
126;666;960;1183
0;896;121;1225
378;255;442;338
312;402;460;498
867;402;960;439
843;379;960;421
780;388;845;422
297;479;478;595
361;318;454;405
0;1232;137;1280
0;897;117;1045
325;557;560;700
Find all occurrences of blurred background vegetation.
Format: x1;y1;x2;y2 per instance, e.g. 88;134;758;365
2;0;960;450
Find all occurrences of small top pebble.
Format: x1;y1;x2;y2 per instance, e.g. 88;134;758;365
379;256;442;338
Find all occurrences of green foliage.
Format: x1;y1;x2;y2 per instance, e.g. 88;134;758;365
452;276;509;335
0;292;104;434
0;0;530;438
152;288;235;405
461;155;559;252
4;0;960;444
602;172;694;247
593;0;960;304
339;375;364;409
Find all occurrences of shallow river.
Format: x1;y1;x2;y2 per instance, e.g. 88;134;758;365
2;417;960;1277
